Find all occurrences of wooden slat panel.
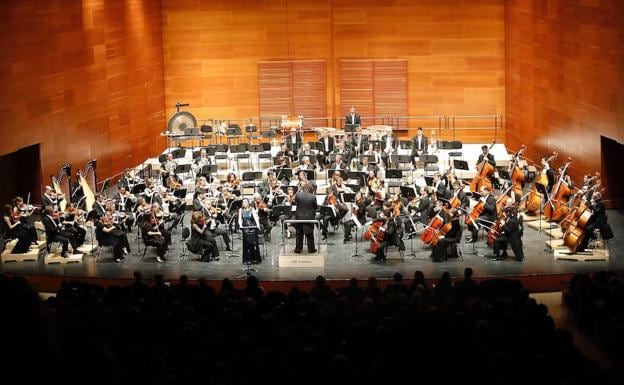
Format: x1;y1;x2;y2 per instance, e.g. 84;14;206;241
340;60;374;127
373;60;408;123
292;60;327;119
258;61;292;117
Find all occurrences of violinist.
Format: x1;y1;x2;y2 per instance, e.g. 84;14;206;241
203;201;232;252
466;186;497;243
118;168;142;191
409;187;431;224
195;175;214;196
372;207;405;263
279;186;297;239
321;190;347;240
328;175;353;197
166;174;183;191
430;208;462;262
297;143;316;162
187;211;219;262
41;186;64;212
296;170;312;191
3;204;35;253
134;197;152;226
143;178;157;202
62;203;87;246
253;192;271;240
296;156;316;172
266;178;285;210
358;156;379;174
276;143;295;162
224;172;241;196
432;172;447;199
150;203;172;246
367;170;380;196
141;214;169;263
491;206;524;261
343;192;369;243
95;213;130;262
115;186;136;231
576;192;609;251
42;206;80;258
272;157;291;184
11;196;39;241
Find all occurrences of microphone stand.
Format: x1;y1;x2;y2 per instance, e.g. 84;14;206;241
235;224;259;278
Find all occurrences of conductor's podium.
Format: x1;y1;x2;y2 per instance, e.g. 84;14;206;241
279;245;327;268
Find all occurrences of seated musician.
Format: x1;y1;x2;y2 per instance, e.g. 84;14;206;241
320;190;347;240
491;206;524;261
150;203;172;246
105;200;130;232
193;148;212;176
358;156;379;174
466;186;497;243
265;178;284;210
195;175;213;195
331;140;351;164
298;143;315;162
410;127;428;165
346;105;361;126
285;126;301;152
160;153;177;185
204;202;232;251
380;129;399;168
95;213;129;262
296;170;314;191
187;211;219;262
143;178;157;202
577;192;610;252
118;168;139;191
62;203;87;246
316;130;335;170
350;126;367;157
363;143;382;165
224;172;241;196
450;180;470;213
343;192;369;243
370;178;387;211
253;192;271;240
41;186;64;212
410;187;432;224
297;156;316;171
166;174;183;191
134;197;152;226
42;206;80;257
432;173;447;198
372;206;405;263
3;204;35;253
11;197;39;244
430;208;462;262
329;154;349;172
115;186;137;231
276;144;295;162
141;214;169;263
329;175;353;197
272;157;291;184
279;186;297;239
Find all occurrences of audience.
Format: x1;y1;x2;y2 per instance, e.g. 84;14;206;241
1;269;620;385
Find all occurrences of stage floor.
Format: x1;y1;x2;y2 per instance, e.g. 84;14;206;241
1;210;622;286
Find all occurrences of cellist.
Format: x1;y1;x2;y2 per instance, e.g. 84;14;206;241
430;208;462;262
491;206;524;261
371;205;405;263
576;192;609;251
466;186;497;243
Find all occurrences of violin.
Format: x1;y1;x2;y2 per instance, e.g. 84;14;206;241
469;140;496;193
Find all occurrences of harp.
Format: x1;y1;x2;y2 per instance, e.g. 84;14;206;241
51;164;71;211
77;159;97;211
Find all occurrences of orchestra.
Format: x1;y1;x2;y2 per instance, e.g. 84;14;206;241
4;114;614;265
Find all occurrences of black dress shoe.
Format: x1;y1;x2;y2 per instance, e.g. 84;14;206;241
321;234;327;240
60;252;68;258
308;249;317;253
226;246;232;251
293;249;302;254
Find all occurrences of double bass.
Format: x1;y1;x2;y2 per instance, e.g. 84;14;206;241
525;151;557;214
469;140;496;193
562;204;593;253
543;158;573;222
508;145;526;197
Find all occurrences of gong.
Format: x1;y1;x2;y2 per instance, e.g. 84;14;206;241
167;111;198;134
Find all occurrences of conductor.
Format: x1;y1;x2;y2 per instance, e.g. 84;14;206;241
294;183;318;253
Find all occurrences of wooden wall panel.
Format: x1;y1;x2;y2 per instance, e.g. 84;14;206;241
258;62;292;118
505;0;624;189
0;0;166;188
163;0;505;139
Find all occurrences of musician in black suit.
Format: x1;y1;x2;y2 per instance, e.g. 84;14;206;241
492;206;524;261
294;183;318;253
316;131;335;169
372;208;405;263
345;106;361;126
432;173;447;198
477;145;496;167
466;186;497;243
42;206;79;257
285;127;301;152
357;156;379;174
329;154;349;172
450;180;470;212
410;127;428;165
276;144;295;162
380;130;399;168
41;186;64;212
431;208;462;262
577;192;609;251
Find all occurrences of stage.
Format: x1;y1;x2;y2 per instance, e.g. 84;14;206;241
2;209;621;293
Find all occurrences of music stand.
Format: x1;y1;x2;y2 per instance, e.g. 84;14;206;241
327;169;344;180
344;124;358;132
275;167;292;182
341;192;356;203
201;164;218;176
349;171;366;186
453;159;469;171
424;176;434;187
130;183;146;195
173;188;187;199
280;185;298;195
385;169;403;179
242;171;262;182
497;167;511;183
400;185;419;199
175;163;192;176
300;169;315;181
359;154;376;163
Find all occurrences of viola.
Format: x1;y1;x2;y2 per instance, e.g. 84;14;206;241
469;139;496;193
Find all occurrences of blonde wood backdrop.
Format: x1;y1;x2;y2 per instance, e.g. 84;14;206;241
0;0;166;185
162;0;505;140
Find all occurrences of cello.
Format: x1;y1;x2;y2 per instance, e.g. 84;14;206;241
363;218;386;253
508;145;526;197
525;151;557;214
469;140;496;194
543;158;572;222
